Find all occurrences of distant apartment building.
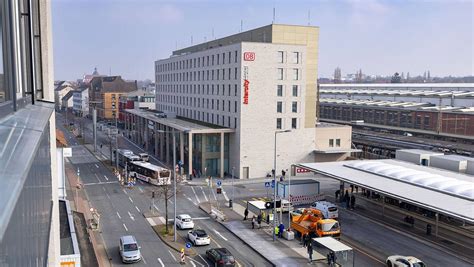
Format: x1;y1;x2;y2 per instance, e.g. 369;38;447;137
118;91;155;127
73;86;89;117
89;76;137;120
54;81;75;110
124;24;355;179
0;0;60;265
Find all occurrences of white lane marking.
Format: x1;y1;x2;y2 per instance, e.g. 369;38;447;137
135;206;141;212
186;197;198;206
103;175;109;181
222;190;229;202
198;254;209;267
190;259;196;267
191;186;201;203
128;211;135;221
116;212;121;219
157;258;165;267
201;187;208;202
102;187;106;192
142;256;147;265
95;164;99;168
123;223;128;231
169;199;173;204
211;188;217;201
168;250;177;261
138;187;144;193
192;217;211;220
153;204;161;212
146;217;157;227
94;173;101;182
128;196;134;203
123;189;128;195
187;257;204;267
82;181;118;186
212;228;228;241
106;192;110;199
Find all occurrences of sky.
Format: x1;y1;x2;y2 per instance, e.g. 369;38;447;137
52;0;473;81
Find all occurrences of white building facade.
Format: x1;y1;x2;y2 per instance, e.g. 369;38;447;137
72;87;89;117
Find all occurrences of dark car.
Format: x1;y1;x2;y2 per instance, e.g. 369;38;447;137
206;248;235;267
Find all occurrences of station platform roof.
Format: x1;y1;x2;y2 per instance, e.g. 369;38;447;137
296;159;474;223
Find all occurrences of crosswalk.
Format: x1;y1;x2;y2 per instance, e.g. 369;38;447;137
243;197;273;203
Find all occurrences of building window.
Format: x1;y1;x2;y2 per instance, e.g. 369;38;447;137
234;67;238;79
234;101;237;113
229;52;231;63
234;118;237;128
235;51;238;63
292;52;299;64
277;51;284;63
212;55;215;65
292;85;298;96
336;139;341;147
277;102;283;113
291;118;297;129
292;102;297;113
277;85;283;96
276;118;282;129
217;54;220;65
277;68;284;80
234;85;238;96
329;139;334;147
293;69;299;80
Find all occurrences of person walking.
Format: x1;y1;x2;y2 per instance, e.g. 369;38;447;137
243;208;249;220
305;233;311;248
257;213;262;229
307;242;313;263
350;184;354;193
278;223;284;238
302;233;307;247
251;216;256;229
335;190;340;201
345;194;350;209
350;194;356;210
274;226;279;237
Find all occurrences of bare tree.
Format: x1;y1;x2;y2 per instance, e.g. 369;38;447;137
155;174;184;234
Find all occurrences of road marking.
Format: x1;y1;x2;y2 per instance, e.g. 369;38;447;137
103;175;109;181
169;199;173;204
192;217;211;220
135;206;141;212
138;187;144;193
168;250;177;261
138;180;144;185
102;187;106;192
187;257;204;267
212;228;228;241
95;164;99;168
146;218;157;226
83;181;118;186
94;173;101;182
123;223;128;231
142;256;147;265
198;255;209;267
191;186;201;203
157;258;165;267
123;188;128;195
128;196;134;203
153;204;161;212
128;211;135;221
106;192;110;199
200;187;208;202
190;260;196;267
186;197;198;206
222;190;229;202
116;212;121;219
211;188;217;201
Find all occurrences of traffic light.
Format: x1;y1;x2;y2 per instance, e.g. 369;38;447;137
216;188;222;194
265;201;273;209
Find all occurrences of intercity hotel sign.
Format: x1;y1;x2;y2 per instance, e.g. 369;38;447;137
243;66;249;104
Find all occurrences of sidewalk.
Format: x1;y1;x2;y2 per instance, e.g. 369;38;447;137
187;176;317;186
200;202;328;267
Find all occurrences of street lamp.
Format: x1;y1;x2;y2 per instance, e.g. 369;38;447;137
273;129;291;242
231;166;235;209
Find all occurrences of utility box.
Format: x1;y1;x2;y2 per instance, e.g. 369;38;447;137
395;149;443;166
466;160;474;175
430;155;470;173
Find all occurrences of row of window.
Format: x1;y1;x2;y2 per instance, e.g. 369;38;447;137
276;118;298;130
157;104;238;129
157;83;239;97
277;51;301;64
277;101;299;113
277;68;300;80
158;95;239;113
277;84;300;97
157;67;239;83
329;138;341;147
157;51;239;73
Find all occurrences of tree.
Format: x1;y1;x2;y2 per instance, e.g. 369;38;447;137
333;67;342;83
155;174;184;234
391;72;402;83
406;72;410;82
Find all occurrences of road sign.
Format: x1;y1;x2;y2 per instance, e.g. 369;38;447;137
185;242;192;248
265;182;271;188
217;180;222;186
271;180;275;188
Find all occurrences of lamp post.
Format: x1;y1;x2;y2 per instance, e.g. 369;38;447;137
273;130;291;242
288;167;291;231
231;166;235;209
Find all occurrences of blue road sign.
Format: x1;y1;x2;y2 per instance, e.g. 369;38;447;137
271;180;275;188
178;160;183;166
265;182;271;188
186;242;192;248
217;180;222;186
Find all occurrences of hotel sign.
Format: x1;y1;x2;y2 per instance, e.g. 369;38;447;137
243;66;249;105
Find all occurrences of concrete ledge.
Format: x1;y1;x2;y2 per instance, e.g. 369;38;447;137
150;224;196;257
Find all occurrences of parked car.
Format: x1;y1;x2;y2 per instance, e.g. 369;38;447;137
311;201;339;219
187;229;211;246
119;235;141;263
386;255;426;267
176;214;194;229
206;248;235;267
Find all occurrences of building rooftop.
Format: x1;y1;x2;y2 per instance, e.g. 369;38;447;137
319;88;474;97
320;83;474;89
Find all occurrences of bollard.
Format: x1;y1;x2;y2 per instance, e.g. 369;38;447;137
229;199;233;208
180;248;185;265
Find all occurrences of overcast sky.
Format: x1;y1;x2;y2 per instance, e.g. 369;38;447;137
52;0;473;81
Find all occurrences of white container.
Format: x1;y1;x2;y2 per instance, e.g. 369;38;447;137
430;155;470;173
395;149;443;166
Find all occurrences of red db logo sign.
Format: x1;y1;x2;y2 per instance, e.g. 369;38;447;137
244;52;255;61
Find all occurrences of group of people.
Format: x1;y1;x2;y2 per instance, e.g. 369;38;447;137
335;189;356;210
244;208;263;229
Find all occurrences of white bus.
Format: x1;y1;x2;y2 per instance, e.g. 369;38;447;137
128;161;171;186
115;149;141;168
138;153;149;162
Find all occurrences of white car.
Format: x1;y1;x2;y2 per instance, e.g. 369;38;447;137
187;229;211;246
386;255;426;267
290;208;305;218
176;214;194;229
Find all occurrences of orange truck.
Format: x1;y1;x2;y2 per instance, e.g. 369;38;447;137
291;208;341;239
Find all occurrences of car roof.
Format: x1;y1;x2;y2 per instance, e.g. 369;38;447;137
406;256;422;263
214;248;231;255
179;214;191;218
121;235;137;244
194;229;207;235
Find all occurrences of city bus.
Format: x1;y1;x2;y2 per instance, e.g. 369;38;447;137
128;161;171;186
115;149;141;168
138;153;149;162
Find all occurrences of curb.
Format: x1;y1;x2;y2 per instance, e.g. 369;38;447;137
150;225;196;257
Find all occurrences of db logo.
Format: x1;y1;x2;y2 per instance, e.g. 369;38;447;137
244;52;255;61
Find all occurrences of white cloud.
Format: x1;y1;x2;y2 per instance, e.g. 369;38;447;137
156;4;184;24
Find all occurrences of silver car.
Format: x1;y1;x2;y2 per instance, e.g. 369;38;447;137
119;235;141;263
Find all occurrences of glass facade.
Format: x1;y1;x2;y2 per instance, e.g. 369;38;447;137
190;133;229;177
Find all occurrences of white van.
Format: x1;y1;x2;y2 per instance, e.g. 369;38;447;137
276;199;294;213
311;201;338;219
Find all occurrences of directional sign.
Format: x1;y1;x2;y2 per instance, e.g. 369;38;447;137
271;180;275;188
185;242;192;248
217;180;222;186
265;182;271;188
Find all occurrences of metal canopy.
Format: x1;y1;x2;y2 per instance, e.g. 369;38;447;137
296;160;474;223
313;237;352;252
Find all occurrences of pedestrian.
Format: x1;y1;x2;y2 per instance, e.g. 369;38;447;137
302;233;307;247
330;251;337;266
251;216;256;229
345;195;350;209
327;253;332;266
335;189;340;201
192;169;196;179
355;185;359;193
274;226;279;237
350;194;356;210
278;223;284;238
305;233;311;248
100;143;103;149
350;184;354;193
307;242;313;263
257;213;262;229
243;208;249;221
